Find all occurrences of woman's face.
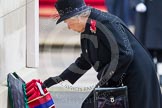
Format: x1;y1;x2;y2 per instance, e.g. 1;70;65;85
64;16;85;33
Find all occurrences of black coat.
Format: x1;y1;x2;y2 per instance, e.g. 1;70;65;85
59;8;162;108
135;0;162;61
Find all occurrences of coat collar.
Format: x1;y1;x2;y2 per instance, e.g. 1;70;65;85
81;18;91;35
81;8;100;35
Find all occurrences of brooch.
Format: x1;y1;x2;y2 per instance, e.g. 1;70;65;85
90;19;96;34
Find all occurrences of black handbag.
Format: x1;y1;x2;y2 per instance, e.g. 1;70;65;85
94;86;129;108
93;71;129;108
81;72;129;108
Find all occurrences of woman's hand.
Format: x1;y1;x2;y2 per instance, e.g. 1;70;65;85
42;76;63;88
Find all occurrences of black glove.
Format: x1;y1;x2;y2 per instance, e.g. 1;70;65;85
42;76;63;89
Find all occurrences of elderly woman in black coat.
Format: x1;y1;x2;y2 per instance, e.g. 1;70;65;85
42;0;162;108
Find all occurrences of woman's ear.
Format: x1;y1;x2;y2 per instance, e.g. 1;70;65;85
78;15;87;24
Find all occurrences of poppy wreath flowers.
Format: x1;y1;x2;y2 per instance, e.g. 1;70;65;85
90;19;97;34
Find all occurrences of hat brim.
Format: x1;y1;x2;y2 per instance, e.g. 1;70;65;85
56;6;91;24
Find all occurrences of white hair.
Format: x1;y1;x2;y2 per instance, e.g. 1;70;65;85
71;9;91;19
67;9;91;23
79;9;91;17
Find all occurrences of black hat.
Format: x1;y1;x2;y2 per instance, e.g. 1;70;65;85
55;0;91;24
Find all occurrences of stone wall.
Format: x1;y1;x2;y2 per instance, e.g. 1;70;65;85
0;0;26;83
0;0;39;107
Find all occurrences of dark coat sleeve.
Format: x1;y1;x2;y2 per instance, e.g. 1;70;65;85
97;21;134;82
59;53;92;84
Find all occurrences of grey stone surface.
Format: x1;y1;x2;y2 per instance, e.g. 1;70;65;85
0;6;26;83
51;91;90;108
0;0;26;17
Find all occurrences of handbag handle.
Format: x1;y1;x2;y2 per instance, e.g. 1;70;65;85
96;68;126;88
95;64;115;88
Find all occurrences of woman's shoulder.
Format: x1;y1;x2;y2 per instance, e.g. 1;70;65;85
91;8;119;24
